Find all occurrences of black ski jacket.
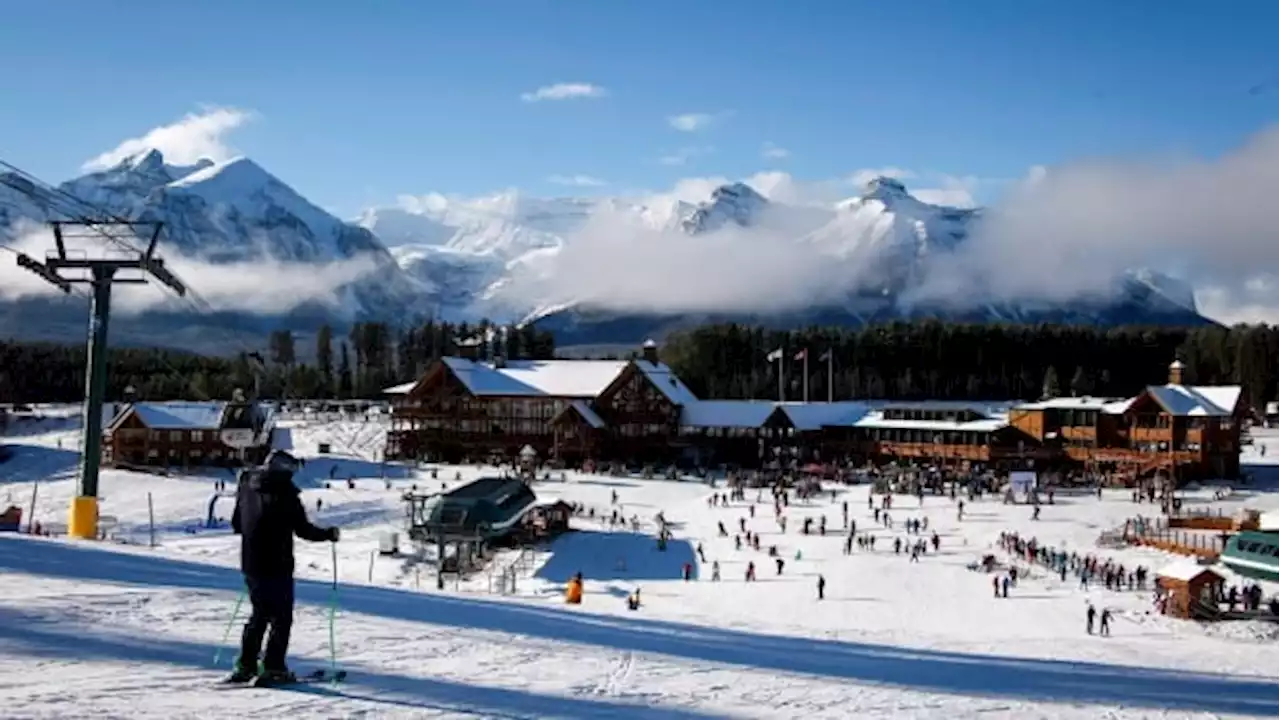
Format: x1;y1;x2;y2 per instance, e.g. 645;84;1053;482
232;468;332;578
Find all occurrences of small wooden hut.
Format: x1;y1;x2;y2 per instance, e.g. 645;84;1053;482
1155;561;1225;620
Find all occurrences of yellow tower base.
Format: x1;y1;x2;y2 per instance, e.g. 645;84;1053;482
67;496;100;540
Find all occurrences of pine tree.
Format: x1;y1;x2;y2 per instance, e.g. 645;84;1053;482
316;324;334;398
1041;366;1060;399
1069;366;1093;397
337;342;353;399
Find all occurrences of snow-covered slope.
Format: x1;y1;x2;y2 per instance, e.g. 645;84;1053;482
0;411;1275;718
679;182;770;233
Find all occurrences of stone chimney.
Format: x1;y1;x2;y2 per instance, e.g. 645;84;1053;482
641;339;659;364
493;353;507;369
1168;359;1185;386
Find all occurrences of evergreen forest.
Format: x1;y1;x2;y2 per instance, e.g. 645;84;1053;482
1;321;1275;416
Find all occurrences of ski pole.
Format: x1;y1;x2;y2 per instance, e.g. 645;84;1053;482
213;587;246;667
327;541;339;682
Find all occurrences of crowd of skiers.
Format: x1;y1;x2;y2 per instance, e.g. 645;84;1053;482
998;531;1151;592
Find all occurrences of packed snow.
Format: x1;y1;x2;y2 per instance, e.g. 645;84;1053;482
1;409;1276;718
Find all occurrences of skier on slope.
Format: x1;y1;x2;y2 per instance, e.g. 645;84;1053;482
228;450;340;686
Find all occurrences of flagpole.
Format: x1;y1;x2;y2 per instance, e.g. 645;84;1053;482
827;352;834;403
778;354;785;403
802;353;809;404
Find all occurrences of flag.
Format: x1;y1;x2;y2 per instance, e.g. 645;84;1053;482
765;348;783;362
819;349;831;362
794;349;808;361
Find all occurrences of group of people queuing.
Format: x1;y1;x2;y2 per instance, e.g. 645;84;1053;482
998;530;1151;592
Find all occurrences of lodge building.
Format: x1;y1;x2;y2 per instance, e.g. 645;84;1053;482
101;399;277;469
385;345;1246;483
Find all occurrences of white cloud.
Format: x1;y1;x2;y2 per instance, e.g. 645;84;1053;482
520;83;607;102
0;220;381;316
547;174;607;188
762;143;791;161
657;146;714;166
498;205;851;314
668;113;715;132
1196;278;1278;325
907;125;1279;322
82;107;253;172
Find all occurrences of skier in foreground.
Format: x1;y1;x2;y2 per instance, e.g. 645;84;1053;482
228;450;340;685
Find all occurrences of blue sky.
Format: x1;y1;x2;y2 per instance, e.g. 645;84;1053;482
0;0;1275;216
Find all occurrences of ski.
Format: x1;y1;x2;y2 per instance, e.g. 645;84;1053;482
215;669;347;689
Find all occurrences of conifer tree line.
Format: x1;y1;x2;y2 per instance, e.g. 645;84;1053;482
0;320;555;404
660;322;1279;413
1;321;1275;414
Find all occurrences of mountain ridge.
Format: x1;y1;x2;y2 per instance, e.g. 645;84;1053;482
0;151;1214;352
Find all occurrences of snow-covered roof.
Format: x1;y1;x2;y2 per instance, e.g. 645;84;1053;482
383;381;417;395
634;360;700;406
1146;385;1241;417
120;402;227;430
849;412;1009;434
780;402;870;430
1015;396;1120;411
442;357;628;397
1258;511;1279;533
681;400;778;428
877;400;1015;416
565;400;606;429
1102;398;1135;414
1156;559;1221;583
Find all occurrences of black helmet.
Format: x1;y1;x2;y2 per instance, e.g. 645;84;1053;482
263;449;300;474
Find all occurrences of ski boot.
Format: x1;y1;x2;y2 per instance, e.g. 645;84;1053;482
252;668;298;688
222;661;258;685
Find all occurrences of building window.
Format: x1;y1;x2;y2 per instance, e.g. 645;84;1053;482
170;431;184;441
191;430;205;442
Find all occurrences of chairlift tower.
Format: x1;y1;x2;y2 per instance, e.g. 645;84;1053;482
14;220;186;539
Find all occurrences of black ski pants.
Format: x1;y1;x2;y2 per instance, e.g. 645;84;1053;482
238;574;295;672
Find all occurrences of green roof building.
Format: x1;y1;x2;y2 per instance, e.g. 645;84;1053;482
1219;529;1278;582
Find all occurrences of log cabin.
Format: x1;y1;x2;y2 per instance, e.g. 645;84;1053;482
102;399;277;469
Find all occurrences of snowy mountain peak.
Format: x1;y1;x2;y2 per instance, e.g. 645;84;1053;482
680;182;770;234
861;175;911;199
166;156;277;202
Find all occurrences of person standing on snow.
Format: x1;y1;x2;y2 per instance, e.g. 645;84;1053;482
817;574;826;600
228;450;340;685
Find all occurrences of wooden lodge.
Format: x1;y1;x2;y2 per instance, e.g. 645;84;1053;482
101;399;277;469
385;350;1245;484
1007;361;1244;483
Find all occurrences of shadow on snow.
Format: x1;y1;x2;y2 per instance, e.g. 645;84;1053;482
0;536;1274;717
0;606;711;719
0;444;80;485
536;531;698;584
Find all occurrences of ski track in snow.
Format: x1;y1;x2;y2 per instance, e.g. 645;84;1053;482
0;410;1276;719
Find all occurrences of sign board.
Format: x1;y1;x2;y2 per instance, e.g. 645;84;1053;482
220;429;257;449
1009;470;1037;494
